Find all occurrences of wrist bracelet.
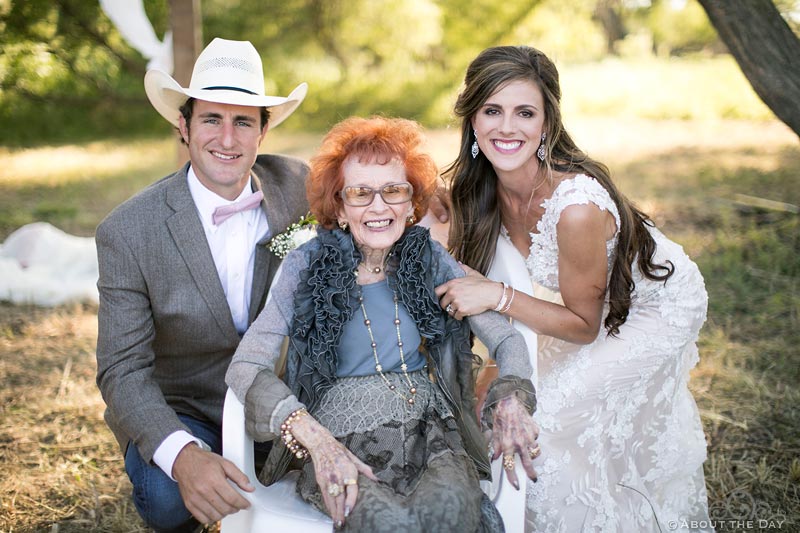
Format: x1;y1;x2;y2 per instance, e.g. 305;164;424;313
494;282;509;312
500;286;516;314
280;408;310;459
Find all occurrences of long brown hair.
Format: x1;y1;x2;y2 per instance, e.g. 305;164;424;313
444;45;673;336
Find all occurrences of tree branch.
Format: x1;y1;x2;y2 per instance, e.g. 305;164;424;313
698;0;800;138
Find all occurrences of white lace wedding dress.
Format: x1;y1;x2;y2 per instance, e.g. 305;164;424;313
510;175;712;532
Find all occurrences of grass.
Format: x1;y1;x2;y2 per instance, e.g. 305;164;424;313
0;117;798;531
559;56;775;122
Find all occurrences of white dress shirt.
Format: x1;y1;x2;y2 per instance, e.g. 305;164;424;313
153;167;269;479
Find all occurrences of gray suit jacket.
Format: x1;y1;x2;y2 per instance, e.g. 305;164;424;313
95;154;309;462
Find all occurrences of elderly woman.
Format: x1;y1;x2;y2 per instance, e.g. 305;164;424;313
226;116;538;532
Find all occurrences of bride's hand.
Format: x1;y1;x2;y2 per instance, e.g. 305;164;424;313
490;395;540;489
289;414;378;527
435;263;504;320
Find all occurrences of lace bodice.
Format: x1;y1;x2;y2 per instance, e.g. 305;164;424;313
512;174;621;292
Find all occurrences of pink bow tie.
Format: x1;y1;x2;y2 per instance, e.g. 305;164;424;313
212;191;264;225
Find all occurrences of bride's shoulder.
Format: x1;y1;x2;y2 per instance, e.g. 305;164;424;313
543;173;619;228
548;173;612;205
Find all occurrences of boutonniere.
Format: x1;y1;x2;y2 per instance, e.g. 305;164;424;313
268;213;318;258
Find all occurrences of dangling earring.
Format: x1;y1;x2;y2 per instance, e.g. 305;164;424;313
407;214;416;225
471;130;480;159
338;220;348;231
537;132;547;161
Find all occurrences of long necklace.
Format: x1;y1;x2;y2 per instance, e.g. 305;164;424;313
355;274;417;405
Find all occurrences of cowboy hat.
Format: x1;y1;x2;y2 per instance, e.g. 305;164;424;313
144;38;307;128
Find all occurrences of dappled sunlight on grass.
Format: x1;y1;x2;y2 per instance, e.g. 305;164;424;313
560;57;775;122
0;139;177;187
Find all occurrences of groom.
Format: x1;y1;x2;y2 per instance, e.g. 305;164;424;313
95;38;309;532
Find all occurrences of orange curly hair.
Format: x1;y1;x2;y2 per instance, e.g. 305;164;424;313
307;116;439;229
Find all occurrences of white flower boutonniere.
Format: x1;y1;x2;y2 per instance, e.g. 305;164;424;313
268;213;318;259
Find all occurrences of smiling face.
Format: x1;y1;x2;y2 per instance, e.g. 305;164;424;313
337;155;414;258
179;99;268;200
471;79;545;179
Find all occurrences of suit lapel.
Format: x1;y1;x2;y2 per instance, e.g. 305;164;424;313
248;171;293;323
165;166;239;341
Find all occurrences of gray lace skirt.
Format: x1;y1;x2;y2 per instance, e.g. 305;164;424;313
297;370;503;532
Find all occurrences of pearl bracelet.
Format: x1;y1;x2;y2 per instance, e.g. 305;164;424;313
280;408;310;459
494;282;509;312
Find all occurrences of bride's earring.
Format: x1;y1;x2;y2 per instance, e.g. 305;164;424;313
471;130;480;159
537;132;547;161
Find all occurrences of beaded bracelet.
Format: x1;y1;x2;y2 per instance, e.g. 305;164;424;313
280;408;310;459
494;282;509;312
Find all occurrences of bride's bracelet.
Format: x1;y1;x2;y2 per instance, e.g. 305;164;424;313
494;282;509;312
280;408;310;459
500;286;516;314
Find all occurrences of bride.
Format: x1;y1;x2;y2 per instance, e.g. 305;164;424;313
435;45;712;532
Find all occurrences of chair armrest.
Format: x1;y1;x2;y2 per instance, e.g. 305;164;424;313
488;455;527;533
220;388;333;532
222;388;257;480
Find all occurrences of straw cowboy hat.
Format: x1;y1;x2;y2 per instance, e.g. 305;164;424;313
144;38;307;128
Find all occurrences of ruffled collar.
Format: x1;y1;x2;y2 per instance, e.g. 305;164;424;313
286;225;446;409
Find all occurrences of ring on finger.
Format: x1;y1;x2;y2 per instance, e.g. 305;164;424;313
528;445;541;459
328;483;343;497
446;303;454;314
502;454;515;470
343;478;357;486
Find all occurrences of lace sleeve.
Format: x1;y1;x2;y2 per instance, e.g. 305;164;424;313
542;174;620;234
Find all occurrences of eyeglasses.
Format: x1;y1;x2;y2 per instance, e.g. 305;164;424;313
339;182;414;207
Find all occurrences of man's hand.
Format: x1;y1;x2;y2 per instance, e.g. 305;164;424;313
172;442;254;525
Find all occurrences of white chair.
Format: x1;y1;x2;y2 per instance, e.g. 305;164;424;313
221;388;527;533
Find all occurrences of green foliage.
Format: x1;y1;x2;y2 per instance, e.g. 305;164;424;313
510;0;607;62
0;0;791;145
646;0;718;55
0;0;171;146
618;0;719;57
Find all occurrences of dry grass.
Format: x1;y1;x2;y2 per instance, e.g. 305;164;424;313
0;302;140;532
0;118;798;532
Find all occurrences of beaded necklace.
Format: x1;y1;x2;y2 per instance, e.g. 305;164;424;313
355;266;417;405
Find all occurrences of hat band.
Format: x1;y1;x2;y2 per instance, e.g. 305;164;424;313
202;86;258;95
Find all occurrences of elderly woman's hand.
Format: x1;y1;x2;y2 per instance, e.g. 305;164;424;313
490;395;540;489
289;414;378;528
435;263;504;320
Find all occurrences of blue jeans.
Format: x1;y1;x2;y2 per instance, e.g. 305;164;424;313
124;414;221;533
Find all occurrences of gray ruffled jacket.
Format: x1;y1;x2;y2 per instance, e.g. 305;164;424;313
226;225;535;483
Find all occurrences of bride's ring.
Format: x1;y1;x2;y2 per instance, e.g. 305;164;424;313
446;303;454;315
502;454;515;470
343;478;357;486
528;445;541;459
327;483;343;497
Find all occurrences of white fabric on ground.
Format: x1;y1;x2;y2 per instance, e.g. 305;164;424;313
0;222;98;306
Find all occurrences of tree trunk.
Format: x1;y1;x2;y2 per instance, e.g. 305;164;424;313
170;0;203;86
593;0;627;55
698;0;800;138
169;0;203;165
